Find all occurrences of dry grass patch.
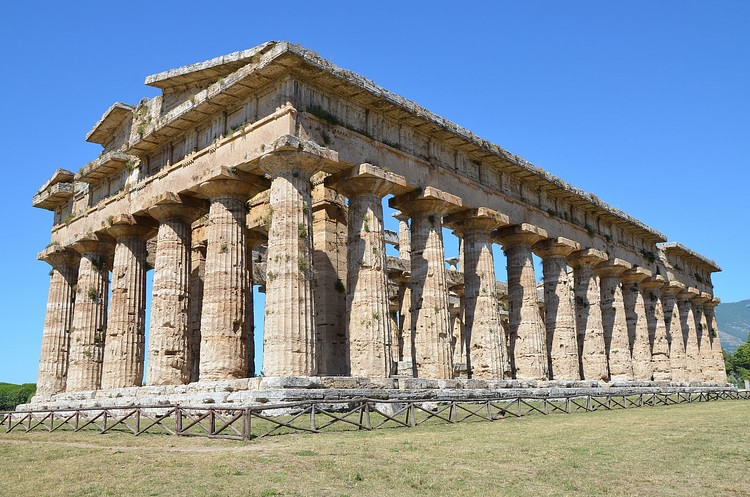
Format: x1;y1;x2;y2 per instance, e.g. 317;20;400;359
1;400;748;497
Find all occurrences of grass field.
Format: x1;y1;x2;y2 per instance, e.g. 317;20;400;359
1;400;748;497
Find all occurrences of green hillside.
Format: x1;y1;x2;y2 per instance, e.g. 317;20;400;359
0;383;36;411
716;299;750;352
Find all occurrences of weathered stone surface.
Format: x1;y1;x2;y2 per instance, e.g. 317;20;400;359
311;176;348;375
677;287;703;383
597;259;634;382
495;224;548;380
147;195;204;385
641;276;671;382
331;164;408;377
260;141;332;377
390;187;462;379
36;248;79;395
621;267;653;381
534;238;580;381
448;208;510;379
189;240;207;382
569;249;608;382
101;219;152;389
703;298;728;384
661;281;687;382
198;176;264;381
66;235;114;392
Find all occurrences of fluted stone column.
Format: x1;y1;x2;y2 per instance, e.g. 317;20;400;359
311;175;349;376
67;235;114;391
597;259;633;382
101;217;152;389
245;230;266;378
703;297;728;384
147;195;204;385
198;175;263;381
189;240;207;382
330;163;407;377
447;208;510;379
260;151;324;377
569;248;608;382
395;211;411;260
642;276;671;382
393;212;414;368
677;287;703;383
495;224;548;380
661;281;687;382
534;238;580;380
36;247;79;395
693;293;711;383
390;187;462;379
621;267;653;381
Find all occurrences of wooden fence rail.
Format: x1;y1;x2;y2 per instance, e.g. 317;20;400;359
2;390;748;441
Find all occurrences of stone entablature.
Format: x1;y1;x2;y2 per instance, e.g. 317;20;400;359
30;42;727;399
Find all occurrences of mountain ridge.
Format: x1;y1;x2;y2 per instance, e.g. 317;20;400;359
716;299;750;352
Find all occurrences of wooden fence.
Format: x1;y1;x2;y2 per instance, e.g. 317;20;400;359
2;390;748;441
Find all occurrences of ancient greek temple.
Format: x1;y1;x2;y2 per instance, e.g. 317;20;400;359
30;42;728;406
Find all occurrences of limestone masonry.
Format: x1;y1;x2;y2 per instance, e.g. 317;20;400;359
29;42;727;406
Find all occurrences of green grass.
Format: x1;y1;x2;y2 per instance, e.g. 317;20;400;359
1;400;748;497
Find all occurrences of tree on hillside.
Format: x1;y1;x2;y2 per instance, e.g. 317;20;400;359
724;334;750;386
0;383;36;411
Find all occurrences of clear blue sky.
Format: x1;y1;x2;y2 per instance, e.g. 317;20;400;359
1;1;748;384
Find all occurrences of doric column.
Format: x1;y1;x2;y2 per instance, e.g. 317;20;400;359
390;187;462;379
260;143;330;377
495;223;548;380
703;297;728;384
393;271;413;368
641;276;671;382
661;281;687;382
189;239;207;382
533;238;580;380
568;248;608;382
67;234;114;391
693;292;710;383
621;267;653;381
677;287;703;383
245;230;266;378
447;208;510;379
329;163;407;377
596;259;633;381
36;247;79;395
311;174;349;376
198;173;264;381
101;216;153;389
394;211;411;260
147;194;204;385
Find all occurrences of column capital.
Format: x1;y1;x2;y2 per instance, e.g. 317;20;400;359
692;291;711;305
568;248;607;268
494;223;547;247
445;207;510;233
677;286;701;301
532;237;580;259
70;232;115;257
703;297;720;310
620;266;652;284
660;279;686;297
38;244;80;268
258;135;339;177
389;186;463;217
392;211;409;222
640;274;667;290
326;163;409;198
106;214;157;240
595;257;632;277
198;171;268;201
147;192;207;223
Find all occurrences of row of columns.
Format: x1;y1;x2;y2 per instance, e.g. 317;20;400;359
36;155;726;394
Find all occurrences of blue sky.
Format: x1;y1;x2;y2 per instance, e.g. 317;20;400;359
1;1;748;383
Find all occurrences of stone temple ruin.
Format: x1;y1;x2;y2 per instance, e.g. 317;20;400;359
28;42;729;409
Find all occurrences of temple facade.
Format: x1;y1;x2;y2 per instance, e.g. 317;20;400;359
32;42;727;398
